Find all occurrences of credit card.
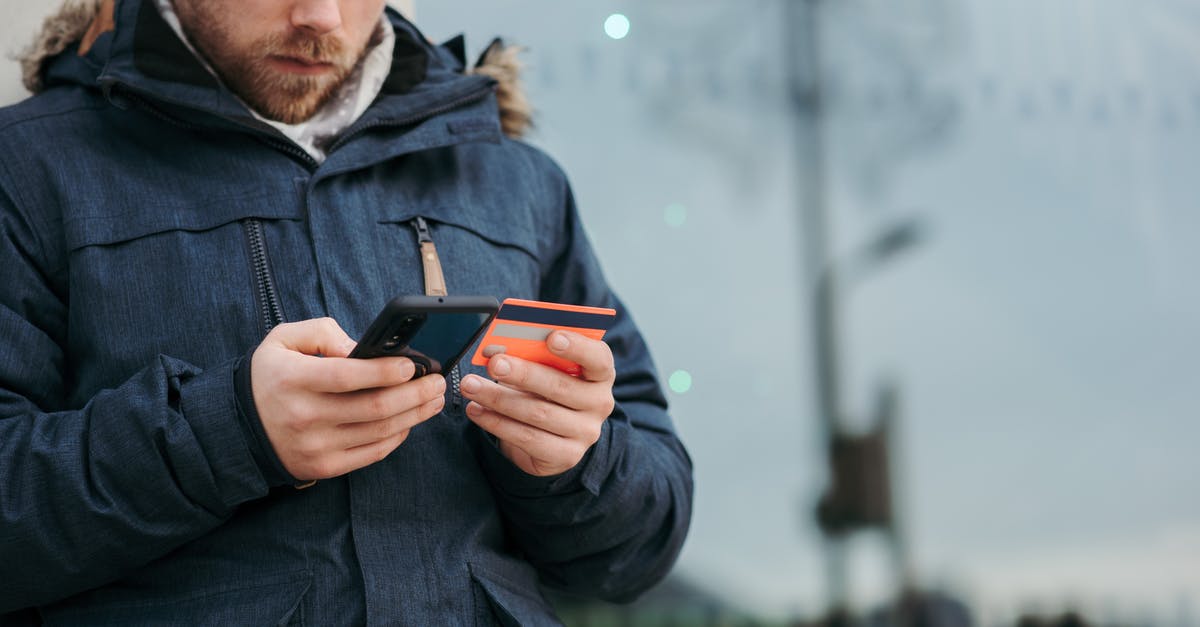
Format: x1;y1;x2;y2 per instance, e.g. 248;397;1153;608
470;298;617;376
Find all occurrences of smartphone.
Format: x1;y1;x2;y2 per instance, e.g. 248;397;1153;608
349;295;500;378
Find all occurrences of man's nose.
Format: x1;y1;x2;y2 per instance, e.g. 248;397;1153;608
291;0;343;35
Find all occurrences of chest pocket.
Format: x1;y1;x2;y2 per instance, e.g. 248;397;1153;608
375;201;547;304
61;187;304;398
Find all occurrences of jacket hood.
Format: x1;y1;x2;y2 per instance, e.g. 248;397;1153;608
17;0;531;138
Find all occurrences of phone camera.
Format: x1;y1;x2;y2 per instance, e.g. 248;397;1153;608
382;335;404;351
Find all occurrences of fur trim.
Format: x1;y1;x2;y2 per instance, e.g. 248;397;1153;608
17;3;533;139
18;0;104;94
469;39;532;139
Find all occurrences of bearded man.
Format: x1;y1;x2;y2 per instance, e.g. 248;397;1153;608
0;0;693;624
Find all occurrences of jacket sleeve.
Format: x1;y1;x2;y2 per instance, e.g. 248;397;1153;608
0;180;279;611
473;166;694;603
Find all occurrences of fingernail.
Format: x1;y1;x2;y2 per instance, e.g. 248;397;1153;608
466;402;482;418
435;376;447;393
492;357;511;377
460;376;480;394
549;333;569;352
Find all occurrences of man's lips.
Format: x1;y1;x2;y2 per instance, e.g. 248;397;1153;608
268;55;336;74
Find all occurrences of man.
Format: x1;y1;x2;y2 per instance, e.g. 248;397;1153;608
0;0;693;623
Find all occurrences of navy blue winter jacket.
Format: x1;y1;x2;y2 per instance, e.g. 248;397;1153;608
0;1;692;624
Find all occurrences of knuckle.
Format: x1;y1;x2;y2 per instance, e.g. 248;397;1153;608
550;376;573;401
600;394;615;416
327;368;353;392
584;421;603;445
516;425;538;448
365;392;390;419
529;402;552;426
372;417;394;440
290;402;318;428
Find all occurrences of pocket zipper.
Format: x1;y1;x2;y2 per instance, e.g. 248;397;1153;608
410;217;464;412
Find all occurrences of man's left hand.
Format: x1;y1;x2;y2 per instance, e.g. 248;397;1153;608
460;331;615;477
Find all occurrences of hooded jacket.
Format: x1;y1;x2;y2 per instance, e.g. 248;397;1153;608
0;1;692;624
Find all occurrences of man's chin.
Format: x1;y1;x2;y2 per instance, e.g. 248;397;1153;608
253;98;328;125
238;79;343;124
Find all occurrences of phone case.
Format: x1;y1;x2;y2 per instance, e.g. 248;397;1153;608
349;295;499;376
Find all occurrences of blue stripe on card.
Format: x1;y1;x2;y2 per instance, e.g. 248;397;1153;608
496;304;615;329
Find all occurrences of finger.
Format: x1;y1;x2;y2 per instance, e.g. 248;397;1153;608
484;353;613;416
483;354;588;410
464;400;569;455
331;427;415;477
545;331;615;383
460;374;592;440
335;393;444;449
335;373;447;423
266;317;357;358
294;355;417;393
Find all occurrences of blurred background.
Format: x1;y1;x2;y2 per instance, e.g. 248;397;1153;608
4;1;1199;625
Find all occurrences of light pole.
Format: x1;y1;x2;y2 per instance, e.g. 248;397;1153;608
786;0;922;621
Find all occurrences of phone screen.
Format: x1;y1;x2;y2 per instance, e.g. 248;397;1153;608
399;311;494;374
349;295;499;374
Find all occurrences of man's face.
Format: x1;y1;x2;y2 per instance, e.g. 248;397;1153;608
172;0;387;124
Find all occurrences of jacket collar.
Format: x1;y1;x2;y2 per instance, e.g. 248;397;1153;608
44;0;500;156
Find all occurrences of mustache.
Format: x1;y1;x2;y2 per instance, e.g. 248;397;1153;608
262;31;348;64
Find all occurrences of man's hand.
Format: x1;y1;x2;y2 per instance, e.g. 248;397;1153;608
250;318;447;481
460;330;616;477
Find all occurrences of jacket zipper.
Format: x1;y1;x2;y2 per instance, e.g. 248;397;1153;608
110;88;291;333
244;219;285;333
410;217;464;413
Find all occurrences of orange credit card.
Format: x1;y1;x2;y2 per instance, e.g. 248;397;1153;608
470;298;617;376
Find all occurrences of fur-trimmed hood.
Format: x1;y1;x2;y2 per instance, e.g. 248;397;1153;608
17;0;531;137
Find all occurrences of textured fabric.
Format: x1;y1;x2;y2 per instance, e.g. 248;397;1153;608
0;0;693;625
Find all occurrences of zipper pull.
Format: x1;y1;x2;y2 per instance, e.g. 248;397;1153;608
411;217;448;296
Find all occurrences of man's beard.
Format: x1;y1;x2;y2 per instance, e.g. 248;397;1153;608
178;8;367;124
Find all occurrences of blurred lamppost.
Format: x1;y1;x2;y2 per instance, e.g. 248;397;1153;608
786;0;923;622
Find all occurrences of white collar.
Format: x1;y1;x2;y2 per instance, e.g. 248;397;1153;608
155;0;396;163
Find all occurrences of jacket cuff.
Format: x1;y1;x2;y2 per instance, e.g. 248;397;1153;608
477;414;615;499
232;350;297;487
175;357;273;506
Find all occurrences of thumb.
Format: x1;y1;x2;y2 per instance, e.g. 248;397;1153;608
264;317;357;358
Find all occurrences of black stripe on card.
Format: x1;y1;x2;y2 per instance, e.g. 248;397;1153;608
497;304;615;330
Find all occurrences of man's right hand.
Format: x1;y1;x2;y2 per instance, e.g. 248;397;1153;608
250;318;446;482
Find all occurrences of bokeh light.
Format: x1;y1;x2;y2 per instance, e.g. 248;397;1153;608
668;370;692;394
604;14;631;40
663;203;687;228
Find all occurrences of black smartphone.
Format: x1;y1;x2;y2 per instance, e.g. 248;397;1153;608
349;295;500;378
